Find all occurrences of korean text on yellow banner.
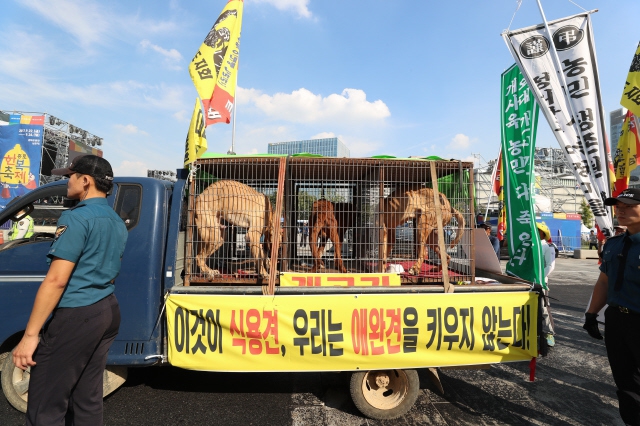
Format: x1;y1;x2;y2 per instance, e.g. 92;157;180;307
166;292;538;372
280;273;401;287
189;0;243;127
621;42;640;117
184;99;208;166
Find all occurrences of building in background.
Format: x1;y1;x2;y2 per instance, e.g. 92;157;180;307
147;169;177;182
267;137;350;157
610;108;626;153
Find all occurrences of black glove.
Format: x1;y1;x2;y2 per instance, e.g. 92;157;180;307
583;312;603;340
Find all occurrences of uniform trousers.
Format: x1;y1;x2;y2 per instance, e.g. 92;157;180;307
605;305;640;426
26;293;120;426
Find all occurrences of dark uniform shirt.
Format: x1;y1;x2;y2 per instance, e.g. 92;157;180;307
47;198;128;308
600;232;640;313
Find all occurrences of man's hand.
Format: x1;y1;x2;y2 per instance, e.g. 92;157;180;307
583;312;603;340
12;334;39;370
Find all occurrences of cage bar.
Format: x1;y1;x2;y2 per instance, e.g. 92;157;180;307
185;156;475;286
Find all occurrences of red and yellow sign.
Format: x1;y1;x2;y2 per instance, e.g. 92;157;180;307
166;292;538;372
280;273;400;287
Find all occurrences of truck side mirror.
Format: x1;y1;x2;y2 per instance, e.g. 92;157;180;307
11;204;34;222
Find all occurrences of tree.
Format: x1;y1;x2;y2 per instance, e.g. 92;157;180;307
579;198;594;227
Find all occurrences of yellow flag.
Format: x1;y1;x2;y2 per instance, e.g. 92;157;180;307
184;99;208;166
613;111;640;196
189;0;243;127
621;42;640;117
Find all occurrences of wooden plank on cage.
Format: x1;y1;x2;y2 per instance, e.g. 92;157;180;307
281;157;291;273
429;161;452;293
266;157;287;295
184;173;196;286
378;165;385;273
468;162;476;284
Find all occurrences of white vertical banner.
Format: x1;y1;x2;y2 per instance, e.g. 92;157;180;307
502;12;614;236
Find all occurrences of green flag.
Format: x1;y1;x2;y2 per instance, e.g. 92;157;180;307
500;64;546;288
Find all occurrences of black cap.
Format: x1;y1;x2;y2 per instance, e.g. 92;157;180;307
52;154;114;181
477;222;491;230
604;188;640;206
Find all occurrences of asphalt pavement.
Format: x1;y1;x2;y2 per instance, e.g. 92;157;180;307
0;256;622;425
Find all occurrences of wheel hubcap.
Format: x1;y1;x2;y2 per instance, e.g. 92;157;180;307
12;366;30;400
361;369;409;410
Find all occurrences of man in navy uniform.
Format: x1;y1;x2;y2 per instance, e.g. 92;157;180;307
12;155;128;425
584;188;640;425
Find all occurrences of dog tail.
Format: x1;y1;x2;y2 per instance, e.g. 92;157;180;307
449;207;465;249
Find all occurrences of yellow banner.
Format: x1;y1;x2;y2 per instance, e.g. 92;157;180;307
614;112;639;181
280;273;401;287
621;42;640;117
166;292;538;372
184;99;208;166
189;0;243;126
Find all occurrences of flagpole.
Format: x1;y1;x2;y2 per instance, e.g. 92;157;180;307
228;58;239;155
229;89;237;155
485;163;496;220
485;150;501;220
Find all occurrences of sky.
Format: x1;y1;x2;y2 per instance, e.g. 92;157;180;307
0;0;638;176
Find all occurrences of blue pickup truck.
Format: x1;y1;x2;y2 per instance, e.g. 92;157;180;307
0;158;539;420
0;175;184;413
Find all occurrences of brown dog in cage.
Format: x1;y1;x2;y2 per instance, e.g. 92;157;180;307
378;186;464;275
195;180;274;277
309;200;355;273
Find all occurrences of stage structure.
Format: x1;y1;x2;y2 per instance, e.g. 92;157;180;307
1;110;104;186
473;148;582;217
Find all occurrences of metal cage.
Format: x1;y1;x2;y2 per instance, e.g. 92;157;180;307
185;156;475;286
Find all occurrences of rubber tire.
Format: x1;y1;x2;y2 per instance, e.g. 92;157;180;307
1;350;28;413
1;348;128;413
349;369;420;420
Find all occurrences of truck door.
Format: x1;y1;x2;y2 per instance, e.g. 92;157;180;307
108;181;168;365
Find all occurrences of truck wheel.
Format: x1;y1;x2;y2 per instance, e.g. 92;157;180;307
1;349;128;413
103;365;128;397
1;351;29;412
349;369;420;420
0;351;8;372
